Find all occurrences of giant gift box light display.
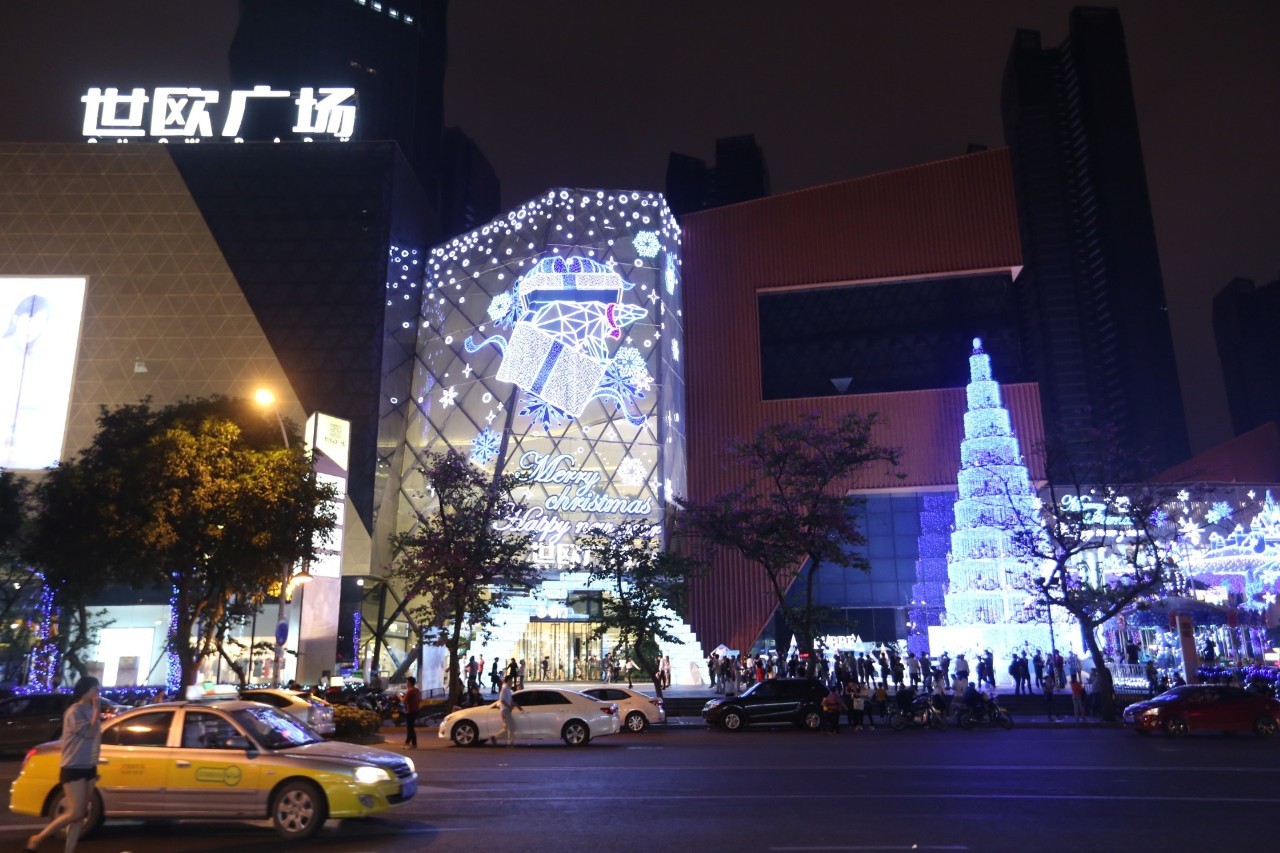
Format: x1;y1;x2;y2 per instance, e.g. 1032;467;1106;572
396;189;700;679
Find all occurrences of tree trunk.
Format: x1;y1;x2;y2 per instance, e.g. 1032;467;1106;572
447;611;464;709
1080;621;1117;721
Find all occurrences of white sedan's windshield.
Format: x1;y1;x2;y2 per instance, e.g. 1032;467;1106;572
231;705;323;749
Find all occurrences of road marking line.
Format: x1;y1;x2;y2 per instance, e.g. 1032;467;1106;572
426;762;1280;774
770;847;969;851
420;792;1280;804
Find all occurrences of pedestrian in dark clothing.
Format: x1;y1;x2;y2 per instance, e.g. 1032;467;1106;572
1033;651;1045;688
1042;671;1057;722
403;677;421;748
822;688;842;734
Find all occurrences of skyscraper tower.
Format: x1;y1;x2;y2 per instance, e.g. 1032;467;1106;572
665;134;770;216
228;0;448;201
1002;7;1189;474
1213;275;1280;437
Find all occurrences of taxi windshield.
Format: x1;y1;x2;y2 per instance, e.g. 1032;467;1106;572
230;705;324;749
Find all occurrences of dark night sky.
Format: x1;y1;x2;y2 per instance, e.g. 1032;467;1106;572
2;1;1277;455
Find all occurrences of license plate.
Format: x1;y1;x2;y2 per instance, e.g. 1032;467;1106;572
400;778;418;800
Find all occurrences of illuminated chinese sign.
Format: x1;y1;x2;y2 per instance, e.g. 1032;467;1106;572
80;86;357;141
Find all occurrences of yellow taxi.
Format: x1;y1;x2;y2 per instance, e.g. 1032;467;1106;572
9;700;416;840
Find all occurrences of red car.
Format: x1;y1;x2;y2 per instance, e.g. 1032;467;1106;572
1122;684;1280;737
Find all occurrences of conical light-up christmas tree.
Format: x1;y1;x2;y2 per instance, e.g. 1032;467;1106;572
928;338;1072;659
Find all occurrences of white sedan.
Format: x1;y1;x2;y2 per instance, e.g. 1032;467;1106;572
580;686;666;732
439;688;620;747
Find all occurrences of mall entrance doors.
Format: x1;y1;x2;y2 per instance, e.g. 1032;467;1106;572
517;618;606;682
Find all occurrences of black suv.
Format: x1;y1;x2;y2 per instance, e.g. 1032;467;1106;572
0;693;123;754
702;678;828;731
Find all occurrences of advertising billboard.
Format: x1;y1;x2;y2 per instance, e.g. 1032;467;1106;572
1;277;87;470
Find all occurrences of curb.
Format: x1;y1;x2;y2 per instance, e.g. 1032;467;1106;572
657;716;1124;730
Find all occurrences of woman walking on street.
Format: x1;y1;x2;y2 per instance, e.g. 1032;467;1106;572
25;676;101;853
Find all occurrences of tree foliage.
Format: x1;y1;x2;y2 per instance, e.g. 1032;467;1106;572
579;520;700;699
391;449;540;709
25;397;336;688
678;412;900;673
0;470;41;683
1004;426;1182;719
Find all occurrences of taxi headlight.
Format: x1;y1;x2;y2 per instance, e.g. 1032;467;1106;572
354;766;393;785
404;756;416;775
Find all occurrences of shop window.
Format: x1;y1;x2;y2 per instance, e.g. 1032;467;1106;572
567;591;602;618
104;711;174;747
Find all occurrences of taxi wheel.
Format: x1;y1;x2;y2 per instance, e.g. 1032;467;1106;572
624;711;648;733
721;710;744;731
1163;716;1189;737
561;719;591;746
801;711;823;731
1254;716;1278;739
271;780;327;840
451;720;481;747
48;788;104;840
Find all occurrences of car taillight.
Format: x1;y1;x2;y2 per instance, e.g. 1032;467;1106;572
601;705;617;715
650;698;663;707
22;747;37;771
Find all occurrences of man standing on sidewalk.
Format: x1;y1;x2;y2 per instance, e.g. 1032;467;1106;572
403;677;421;748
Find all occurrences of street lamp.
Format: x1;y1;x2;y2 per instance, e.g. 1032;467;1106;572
255;387;304;688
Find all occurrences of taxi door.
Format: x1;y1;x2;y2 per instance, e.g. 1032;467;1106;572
96;710;176;815
166;708;263;817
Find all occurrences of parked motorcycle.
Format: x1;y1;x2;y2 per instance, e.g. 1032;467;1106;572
889;694;948;731
956;695;1014;730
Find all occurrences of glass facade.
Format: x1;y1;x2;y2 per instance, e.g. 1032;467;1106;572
396;189;685;558
784;492;954;646
378;189;700;682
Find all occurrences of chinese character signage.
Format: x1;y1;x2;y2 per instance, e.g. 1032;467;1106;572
80;86;357;141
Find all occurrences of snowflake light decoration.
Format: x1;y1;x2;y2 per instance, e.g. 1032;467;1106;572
671;339;680;362
1178;518;1203;547
617;457;648;488
1206;501;1234;526
665;258;677;294
633;230;661;259
1148;508;1169;528
469;427;501;465
487;291;518;327
518;394;572;432
612;346;647;381
439;386;458;408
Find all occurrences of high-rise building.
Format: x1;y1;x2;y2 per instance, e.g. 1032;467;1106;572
228;0;449;202
1213;275;1280;436
439;127;501;239
665;134;769;216
1002;7;1189;474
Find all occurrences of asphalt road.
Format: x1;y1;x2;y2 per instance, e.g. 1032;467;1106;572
3;723;1278;852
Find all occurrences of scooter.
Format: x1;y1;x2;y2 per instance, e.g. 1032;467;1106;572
889;694;948;731
956;695;1015;730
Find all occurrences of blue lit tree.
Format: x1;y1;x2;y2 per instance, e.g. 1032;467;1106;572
1003;420;1185;719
